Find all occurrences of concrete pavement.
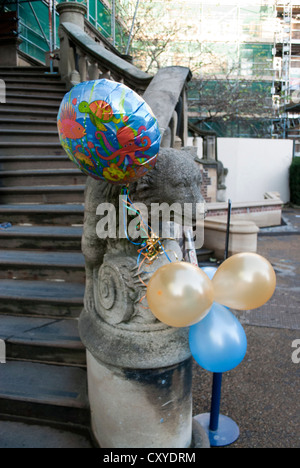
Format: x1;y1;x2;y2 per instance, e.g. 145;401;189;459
192;208;300;448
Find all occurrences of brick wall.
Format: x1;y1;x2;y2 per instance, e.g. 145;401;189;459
199;164;217;203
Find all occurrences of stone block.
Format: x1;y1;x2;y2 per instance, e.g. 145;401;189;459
0;38;21;66
87;351;193;449
204;217;259;259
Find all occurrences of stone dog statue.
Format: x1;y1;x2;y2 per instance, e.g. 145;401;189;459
79;146;205;368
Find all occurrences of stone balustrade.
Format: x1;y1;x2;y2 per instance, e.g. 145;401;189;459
57;2;151;93
57;1;191;150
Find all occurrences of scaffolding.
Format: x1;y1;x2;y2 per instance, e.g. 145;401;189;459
281;1;293;108
272;1;300;149
0;0;128;64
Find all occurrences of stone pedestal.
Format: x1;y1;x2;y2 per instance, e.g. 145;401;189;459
79;151;211;449
79;251;194;448
204;217;259;259
87;351;193;448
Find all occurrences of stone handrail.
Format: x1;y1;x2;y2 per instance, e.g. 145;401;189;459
58;21;152;94
143;66;192;148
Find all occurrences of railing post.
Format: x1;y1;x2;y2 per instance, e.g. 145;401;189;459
88;61;100;81
78;50;88;82
181;87;189;147
57;2;87;87
57;2;86;30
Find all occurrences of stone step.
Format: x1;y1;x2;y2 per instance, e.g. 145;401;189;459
2;81;67;92
0;420;93;448
0;155;74;171
0;225;82;251
0;361;89;426
6;94;63;107
5;87;66;97
0;101;60;113
0;279;84;318
0;142;65;156
0;109;59;121
0;315;86;366
0;119;58;131
0;129;60;143
0;169;86;187
0;68;60;75
0;204;84;226
0;185;85;204
0;66;60;79
0;76;64;86
0;250;85;282
6;87;64;95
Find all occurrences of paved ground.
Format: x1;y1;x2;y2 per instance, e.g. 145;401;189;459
0;421;93;449
192;208;300;448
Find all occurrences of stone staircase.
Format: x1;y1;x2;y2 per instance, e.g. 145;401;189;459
0;67;93;447
0;66;214;448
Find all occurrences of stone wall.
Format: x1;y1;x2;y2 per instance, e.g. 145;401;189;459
206;199;283;228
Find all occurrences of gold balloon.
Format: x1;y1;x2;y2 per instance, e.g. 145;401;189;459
147;262;214;328
212;253;276;311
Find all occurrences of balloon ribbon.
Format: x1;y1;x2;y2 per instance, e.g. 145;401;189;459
121;186;174;302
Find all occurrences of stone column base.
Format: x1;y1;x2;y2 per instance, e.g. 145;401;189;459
86;351;194;448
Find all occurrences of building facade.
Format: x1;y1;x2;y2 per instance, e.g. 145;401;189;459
273;1;300;153
1;0;299;142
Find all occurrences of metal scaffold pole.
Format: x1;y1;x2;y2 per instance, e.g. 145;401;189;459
48;0;53;73
126;0;140;56
111;0;116;48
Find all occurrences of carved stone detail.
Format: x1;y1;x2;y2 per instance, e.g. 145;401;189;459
94;255;137;326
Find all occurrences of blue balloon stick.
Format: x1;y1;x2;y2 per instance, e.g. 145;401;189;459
210;200;230;434
186;206;240;446
210;372;223;432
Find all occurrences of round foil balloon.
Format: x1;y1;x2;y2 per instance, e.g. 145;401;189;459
57;79;161;184
147;262;214;328
212;252;276;311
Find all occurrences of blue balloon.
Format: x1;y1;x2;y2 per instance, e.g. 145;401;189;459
201;266;218;280
189;303;247;373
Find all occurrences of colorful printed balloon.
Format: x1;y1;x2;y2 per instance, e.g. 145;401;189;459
57;80;161;185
